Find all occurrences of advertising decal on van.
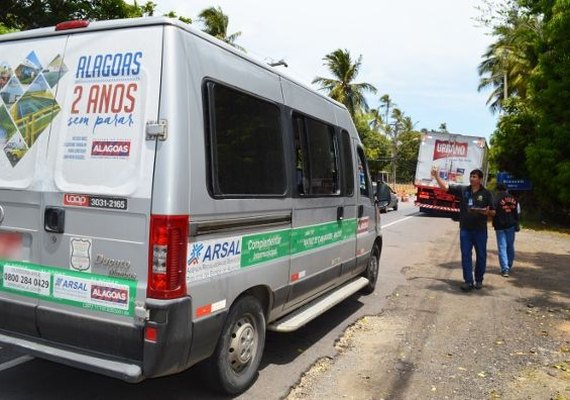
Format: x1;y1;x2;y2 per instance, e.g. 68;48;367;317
62;51;141;162
0;51;66;167
0;260;136;316
187;219;358;283
54;47;150;196
63;193;128;210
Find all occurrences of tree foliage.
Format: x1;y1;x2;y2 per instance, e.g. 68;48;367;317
1;0;159;30
198;6;244;51
526;0;570;208
313;49;377;117
353;112;391;177
482;0;570;220
362;94;421;183
477;10;542;113
396;130;422;182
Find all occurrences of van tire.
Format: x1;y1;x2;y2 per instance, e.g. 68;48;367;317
361;244;380;294
207;295;266;395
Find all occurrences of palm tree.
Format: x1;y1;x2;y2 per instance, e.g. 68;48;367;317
368;108;384;132
198;6;245;51
478;14;542;113
378;94;395;125
312;49;377;117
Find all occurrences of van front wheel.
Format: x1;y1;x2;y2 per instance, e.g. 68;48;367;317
209;295;266;395
361;244;380;294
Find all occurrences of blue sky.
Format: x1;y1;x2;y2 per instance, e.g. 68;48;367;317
153;0;498;141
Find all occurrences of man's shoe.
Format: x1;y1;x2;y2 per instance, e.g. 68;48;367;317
460;282;474;291
501;271;509;277
474;281;483;289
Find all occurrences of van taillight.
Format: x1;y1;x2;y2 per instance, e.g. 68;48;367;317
147;215;189;299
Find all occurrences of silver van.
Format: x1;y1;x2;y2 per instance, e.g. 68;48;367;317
0;17;382;395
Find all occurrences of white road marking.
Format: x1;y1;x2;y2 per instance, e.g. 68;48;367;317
0;355;34;372
382;215;415;229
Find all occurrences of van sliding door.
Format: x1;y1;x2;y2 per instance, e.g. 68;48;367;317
286;114;354;307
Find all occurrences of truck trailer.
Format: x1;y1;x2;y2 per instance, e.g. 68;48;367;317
414;131;488;216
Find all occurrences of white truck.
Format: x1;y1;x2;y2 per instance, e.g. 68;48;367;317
414;131;488;215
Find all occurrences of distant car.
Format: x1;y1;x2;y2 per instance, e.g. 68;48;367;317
373;182;399;213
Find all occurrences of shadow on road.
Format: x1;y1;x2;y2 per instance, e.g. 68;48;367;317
410;248;570;310
262;295;364;368
0;296;366;400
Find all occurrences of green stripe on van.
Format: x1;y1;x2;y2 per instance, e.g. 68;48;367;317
240;218;357;268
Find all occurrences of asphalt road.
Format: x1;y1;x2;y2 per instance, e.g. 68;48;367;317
0;198;456;400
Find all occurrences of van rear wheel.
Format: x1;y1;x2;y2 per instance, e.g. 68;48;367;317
208;295;266;395
361;244;380;294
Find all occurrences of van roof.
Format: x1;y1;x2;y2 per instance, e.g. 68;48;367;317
0;16;348;112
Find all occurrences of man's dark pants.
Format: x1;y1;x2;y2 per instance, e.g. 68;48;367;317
459;228;488;284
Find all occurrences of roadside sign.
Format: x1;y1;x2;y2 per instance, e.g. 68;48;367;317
497;172;532;191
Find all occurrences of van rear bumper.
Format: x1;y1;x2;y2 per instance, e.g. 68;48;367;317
0;330;144;382
0;296;196;381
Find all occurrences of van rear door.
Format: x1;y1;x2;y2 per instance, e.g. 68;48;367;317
0;25;163;356
0;34;70;337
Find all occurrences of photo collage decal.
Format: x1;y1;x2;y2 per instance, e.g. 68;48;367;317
0;52;67;166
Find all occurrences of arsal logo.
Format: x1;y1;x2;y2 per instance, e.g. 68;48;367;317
64;194;89;207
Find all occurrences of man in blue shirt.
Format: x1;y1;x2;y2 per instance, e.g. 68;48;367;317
432;168;495;291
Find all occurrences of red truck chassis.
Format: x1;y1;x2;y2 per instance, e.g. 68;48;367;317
415;185;460;213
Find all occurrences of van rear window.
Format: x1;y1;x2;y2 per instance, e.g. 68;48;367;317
205;82;286;197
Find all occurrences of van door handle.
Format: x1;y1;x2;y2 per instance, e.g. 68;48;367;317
45;207;65;233
337;206;344;221
358;205;364;218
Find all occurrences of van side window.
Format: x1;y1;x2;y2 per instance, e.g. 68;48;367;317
293;113;339;196
339;130;354;196
357;147;371;197
205;82;286;196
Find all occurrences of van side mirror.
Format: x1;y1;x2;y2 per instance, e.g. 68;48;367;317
375;182;391;207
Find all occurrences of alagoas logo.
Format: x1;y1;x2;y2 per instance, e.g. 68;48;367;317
91;284;128;304
91;140;130;157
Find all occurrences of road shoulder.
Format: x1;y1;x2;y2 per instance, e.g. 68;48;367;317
287;228;570;400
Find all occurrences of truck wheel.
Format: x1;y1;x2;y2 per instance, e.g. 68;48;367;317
361;244;380;294
419;207;427;213
208;295;266;395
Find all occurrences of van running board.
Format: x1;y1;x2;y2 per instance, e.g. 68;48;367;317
267;276;369;332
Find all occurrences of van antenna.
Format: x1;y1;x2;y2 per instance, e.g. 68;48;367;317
268;59;288;68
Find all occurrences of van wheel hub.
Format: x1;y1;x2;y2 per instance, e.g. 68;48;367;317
228;316;257;373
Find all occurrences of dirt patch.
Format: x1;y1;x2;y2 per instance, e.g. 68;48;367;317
286;229;570;400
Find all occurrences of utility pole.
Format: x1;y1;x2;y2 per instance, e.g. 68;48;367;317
391;122;399;186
